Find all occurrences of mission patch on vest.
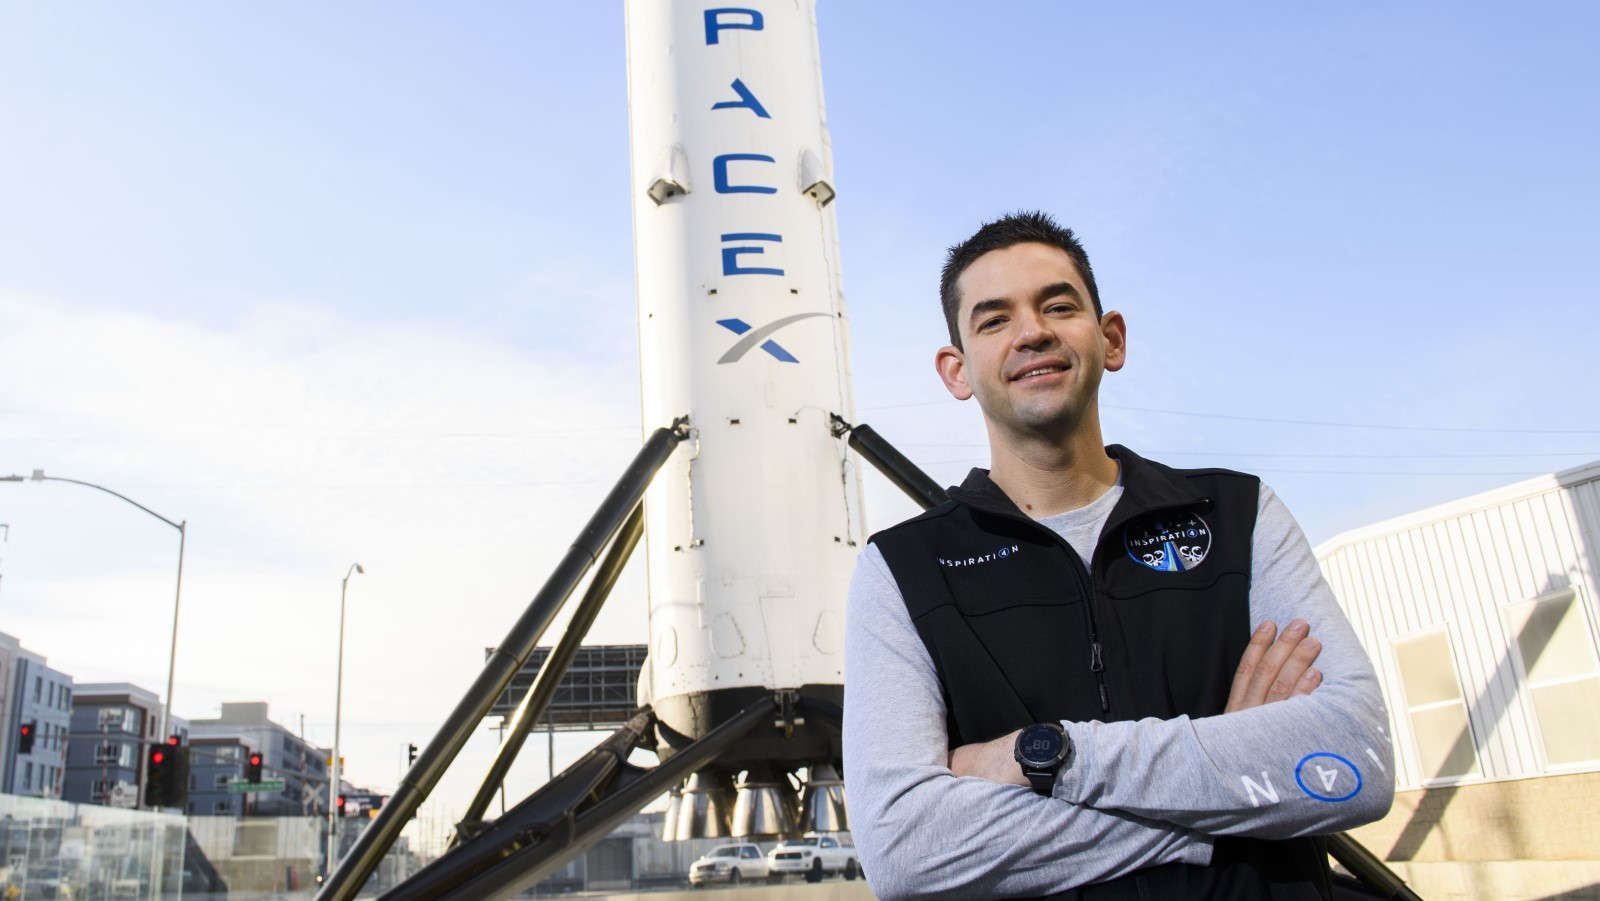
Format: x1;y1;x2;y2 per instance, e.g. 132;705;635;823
1124;510;1212;572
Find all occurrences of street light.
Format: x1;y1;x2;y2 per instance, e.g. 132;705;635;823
328;561;364;875
3;470;187;741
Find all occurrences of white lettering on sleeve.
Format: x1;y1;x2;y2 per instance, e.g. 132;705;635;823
1241;772;1279;807
1317;765;1340;793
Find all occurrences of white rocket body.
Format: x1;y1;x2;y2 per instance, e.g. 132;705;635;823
624;0;863;749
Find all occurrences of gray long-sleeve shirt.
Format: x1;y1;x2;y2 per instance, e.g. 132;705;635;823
842;481;1395;901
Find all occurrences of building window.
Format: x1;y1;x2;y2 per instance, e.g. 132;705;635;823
214;800;231;814
1506;588;1600;767
62;687;72;710
1394;627;1480;781
91;778;110;802
98;706;139;733
95;741;132;767
33;677;41;703
22;763;32;790
215;774;233;790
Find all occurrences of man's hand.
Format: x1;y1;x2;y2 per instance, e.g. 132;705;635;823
1225;619;1322;712
948;728;1028;786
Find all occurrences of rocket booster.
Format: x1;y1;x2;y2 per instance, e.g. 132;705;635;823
624;0;864;756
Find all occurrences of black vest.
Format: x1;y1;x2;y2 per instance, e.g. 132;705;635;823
871;446;1330;900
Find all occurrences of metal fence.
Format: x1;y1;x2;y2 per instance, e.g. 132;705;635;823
0;795;410;900
1;794;185;900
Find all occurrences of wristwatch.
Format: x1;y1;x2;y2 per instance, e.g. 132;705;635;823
1014;722;1072;794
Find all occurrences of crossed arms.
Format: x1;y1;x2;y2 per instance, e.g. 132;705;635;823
841;488;1394;901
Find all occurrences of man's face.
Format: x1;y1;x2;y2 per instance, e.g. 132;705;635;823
935;242;1125;441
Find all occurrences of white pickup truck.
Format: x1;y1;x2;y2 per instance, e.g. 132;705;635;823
766;833;861;883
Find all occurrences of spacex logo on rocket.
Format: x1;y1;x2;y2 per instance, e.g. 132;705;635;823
633;6;843;367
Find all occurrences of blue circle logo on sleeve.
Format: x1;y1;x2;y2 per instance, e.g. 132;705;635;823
1295;753;1362;802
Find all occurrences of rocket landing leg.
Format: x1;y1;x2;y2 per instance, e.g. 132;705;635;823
378;695;800;901
314;420;689;901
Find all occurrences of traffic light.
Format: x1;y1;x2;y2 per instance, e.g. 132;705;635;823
247;750;264;783
17;721;35;754
407;743;418;767
149;743;168;799
166;737;190;806
147;736;189;808
336;794;349;816
147;738;187;807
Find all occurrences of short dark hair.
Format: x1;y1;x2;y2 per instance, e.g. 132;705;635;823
939;211;1103;348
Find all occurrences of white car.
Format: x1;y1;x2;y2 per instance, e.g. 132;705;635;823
767;833;861;882
688;843;770;887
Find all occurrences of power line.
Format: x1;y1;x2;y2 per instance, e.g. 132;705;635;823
856;399;1600;435
1104;404;1600;435
904;457;1553;477
894;446;1598;459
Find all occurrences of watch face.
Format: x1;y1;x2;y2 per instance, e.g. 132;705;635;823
1017;725;1065;767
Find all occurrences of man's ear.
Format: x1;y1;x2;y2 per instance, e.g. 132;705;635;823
1100;311;1127;373
935;345;973;400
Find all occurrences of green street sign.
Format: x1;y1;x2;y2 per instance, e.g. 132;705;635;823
227;779;286;793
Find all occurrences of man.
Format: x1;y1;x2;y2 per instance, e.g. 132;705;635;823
842;212;1394;900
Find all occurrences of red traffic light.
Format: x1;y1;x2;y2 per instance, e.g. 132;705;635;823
168;735;180;746
152;750;165;765
19;724;29;737
249;753;262;766
336;795;347;808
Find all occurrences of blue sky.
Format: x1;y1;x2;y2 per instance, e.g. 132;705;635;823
1;2;1596;837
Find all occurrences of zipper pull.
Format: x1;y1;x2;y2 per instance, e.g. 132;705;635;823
1090;642;1104;673
1098;684;1110;713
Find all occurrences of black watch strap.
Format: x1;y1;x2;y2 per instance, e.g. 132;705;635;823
1022;766;1058;794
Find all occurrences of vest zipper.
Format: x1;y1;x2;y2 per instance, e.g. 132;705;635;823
1064;544;1111;714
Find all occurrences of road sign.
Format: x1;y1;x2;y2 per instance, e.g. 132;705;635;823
107;782;137;809
227;779;286;793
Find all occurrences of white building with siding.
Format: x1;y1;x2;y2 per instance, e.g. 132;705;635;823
1314;459;1600;899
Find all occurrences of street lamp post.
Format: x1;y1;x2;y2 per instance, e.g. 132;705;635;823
328;562;364;876
3;470;187;741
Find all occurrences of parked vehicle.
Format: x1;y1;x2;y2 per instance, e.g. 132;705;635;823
767;833;860;883
689;843;770;887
